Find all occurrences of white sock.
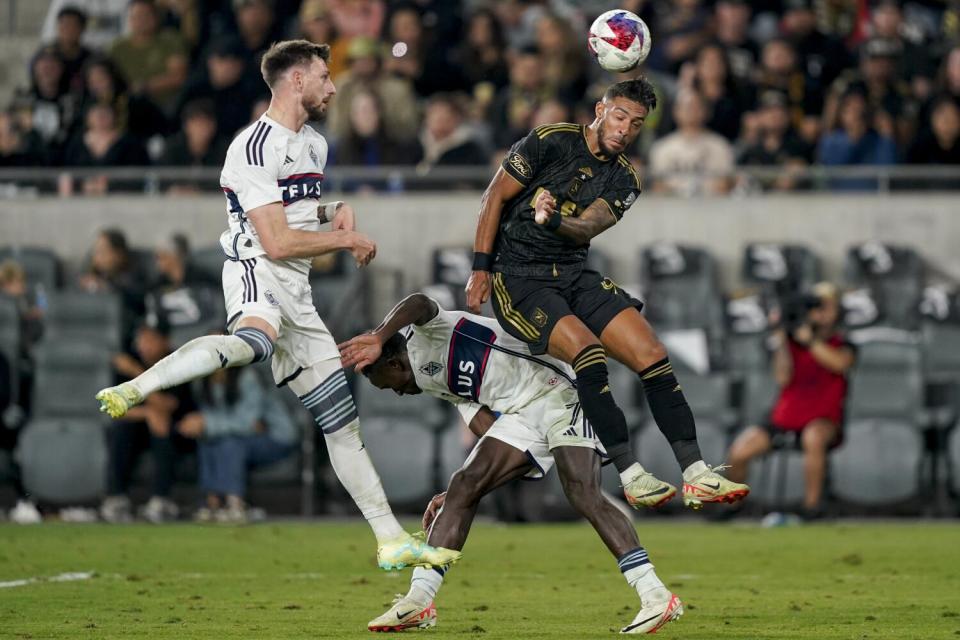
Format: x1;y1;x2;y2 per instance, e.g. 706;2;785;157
408;567;445;605
323;419;405;544
130;334;255;396
682;460;708;483
619;462;646;485
623;564;669;604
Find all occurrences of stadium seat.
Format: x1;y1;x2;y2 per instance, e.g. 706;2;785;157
921;321;960;431
742;243;822;290
310;252;369;338
163;285;228;347
640;243;727;367
188;245;227;284
740;371;779;427
948;427;960;498
830;419;924;505
44;290;124;349
359;416;436;504
748;448;806;508
844;243;924;330
831;339;927;506
0;246;62;292
0;295;20;403
31;340;113;419
16;417;107;503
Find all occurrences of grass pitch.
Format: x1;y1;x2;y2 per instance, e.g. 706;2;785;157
0;520;958;639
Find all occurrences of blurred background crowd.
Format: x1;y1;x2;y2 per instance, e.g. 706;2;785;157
2;0;960;194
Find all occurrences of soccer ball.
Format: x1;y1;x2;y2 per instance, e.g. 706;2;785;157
588;10;652;73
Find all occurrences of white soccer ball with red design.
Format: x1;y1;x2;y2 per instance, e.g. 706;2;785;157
588;10;652;73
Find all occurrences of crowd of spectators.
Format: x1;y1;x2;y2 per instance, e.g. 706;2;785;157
0;0;959;193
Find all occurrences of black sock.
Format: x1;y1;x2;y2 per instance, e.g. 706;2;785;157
639;358;702;470
573;345;633;473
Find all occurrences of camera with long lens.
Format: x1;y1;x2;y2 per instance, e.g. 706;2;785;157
774;275;822;335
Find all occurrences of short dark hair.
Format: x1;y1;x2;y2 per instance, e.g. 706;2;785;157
360;332;408;377
260;39;331;87
603;77;658;113
57;6;88;27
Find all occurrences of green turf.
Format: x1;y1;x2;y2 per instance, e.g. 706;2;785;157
0;520;958;639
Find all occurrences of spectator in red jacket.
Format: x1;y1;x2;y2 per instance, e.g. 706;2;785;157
726;282;856;518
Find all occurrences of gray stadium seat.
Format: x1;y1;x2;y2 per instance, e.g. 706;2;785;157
640;244;727;366
32;340;113;419
353;381;449;504
0;246;61;291
830;419;924;505
831;339;927;505
189;245;227;284
44;290;124;349
17;417;107;503
845;243;924;330
740;371;779;427
0;295;20;403
949;427;960;497
742;243;822;292
748;448;806;508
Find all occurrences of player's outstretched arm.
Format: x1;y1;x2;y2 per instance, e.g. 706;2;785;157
534;192;618;245
338;293;439;371
466;168;525;313
247;201;376;266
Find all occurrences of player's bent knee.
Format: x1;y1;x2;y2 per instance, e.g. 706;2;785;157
234;327;275;363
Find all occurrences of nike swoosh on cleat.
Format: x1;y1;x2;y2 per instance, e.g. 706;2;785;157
396;610;415;619
638;486;671;497
622;612;661;632
701;482;721;490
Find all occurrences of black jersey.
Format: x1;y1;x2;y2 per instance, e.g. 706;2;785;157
494;123;642;277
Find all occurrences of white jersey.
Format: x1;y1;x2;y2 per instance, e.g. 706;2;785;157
219;114;329;274
407;305;577;426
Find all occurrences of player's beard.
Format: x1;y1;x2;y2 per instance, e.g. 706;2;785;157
596;121;615;156
304;98;328;122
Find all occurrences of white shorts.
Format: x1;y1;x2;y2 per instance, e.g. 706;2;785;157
222;256;340;385
466;388;607;480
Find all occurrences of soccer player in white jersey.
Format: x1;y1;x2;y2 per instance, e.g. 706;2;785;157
339;294;683;635
94;40;459;571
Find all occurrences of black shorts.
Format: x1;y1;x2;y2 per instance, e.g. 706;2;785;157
490;267;643;355
762;421;843;451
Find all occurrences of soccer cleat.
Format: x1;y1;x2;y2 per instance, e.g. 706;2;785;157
377;531;462;571
621;593;683;634
622;469;677;509
95;383;144;418
368;595;437;632
682;464;750;510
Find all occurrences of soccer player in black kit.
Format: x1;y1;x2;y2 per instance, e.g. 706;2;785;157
465;78;749;509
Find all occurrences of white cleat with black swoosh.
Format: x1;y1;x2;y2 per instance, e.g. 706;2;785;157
622;468;677;509
368;595;436;632
621;592;683;634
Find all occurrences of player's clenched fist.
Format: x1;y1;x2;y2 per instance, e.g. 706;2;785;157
465;270;491;313
533;190;556;225
348;231;377;267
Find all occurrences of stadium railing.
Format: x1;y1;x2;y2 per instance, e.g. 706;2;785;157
1;165;960;197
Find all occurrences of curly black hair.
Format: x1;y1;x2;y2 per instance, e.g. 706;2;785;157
603;77;658;113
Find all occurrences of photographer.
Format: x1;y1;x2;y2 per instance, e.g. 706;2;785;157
726;282;855;518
